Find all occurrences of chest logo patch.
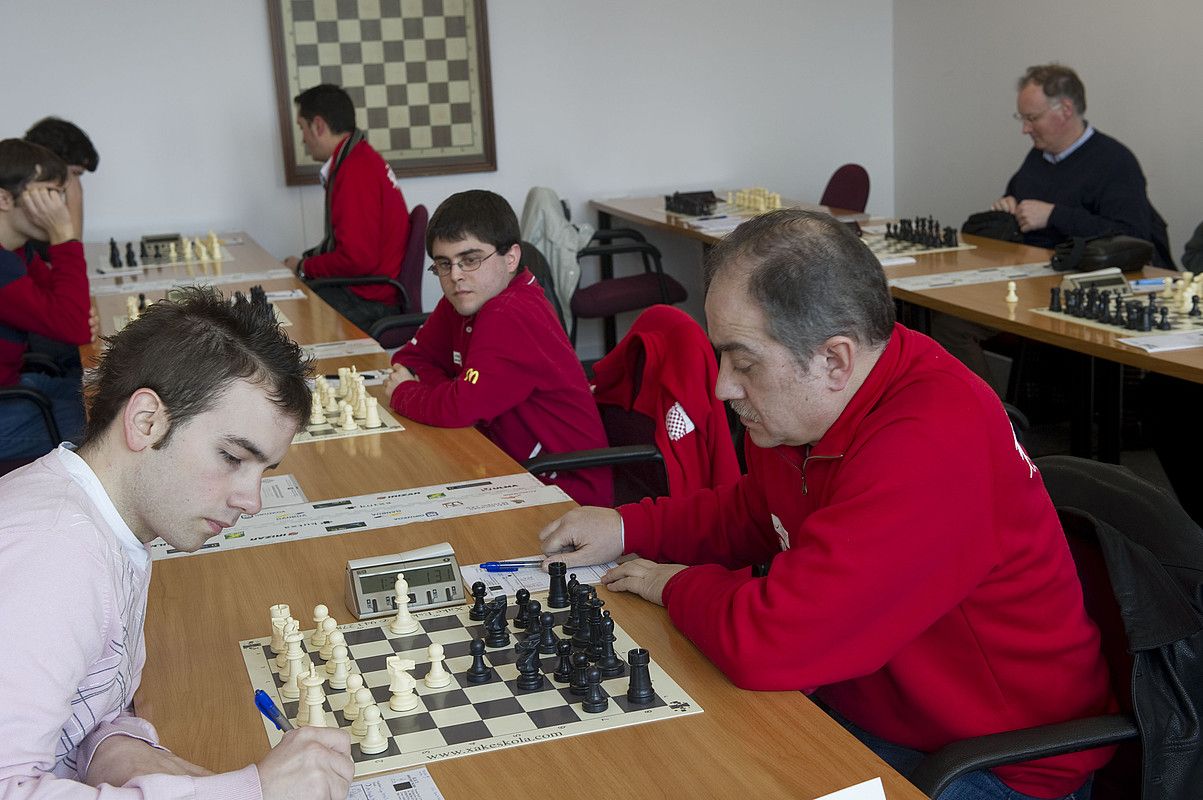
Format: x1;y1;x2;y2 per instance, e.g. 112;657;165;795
463;368;480;384
665;402;695;442
771;513;790;551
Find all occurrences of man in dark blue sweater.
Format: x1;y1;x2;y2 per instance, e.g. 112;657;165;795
991;63;1170;264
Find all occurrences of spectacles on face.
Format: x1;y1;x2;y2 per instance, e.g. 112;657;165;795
428;249;498;277
1012;101;1062;124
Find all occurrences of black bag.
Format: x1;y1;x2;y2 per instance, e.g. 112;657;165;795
961;210;1022;243
1050;235;1154;272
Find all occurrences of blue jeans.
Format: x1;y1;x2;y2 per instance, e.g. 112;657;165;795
823;705;1093;800
0;371;85;459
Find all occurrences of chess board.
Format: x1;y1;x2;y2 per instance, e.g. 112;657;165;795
293;403;405;444
276;0;492;177
240;598;701;776
1030;304;1203;336
861;232;976;260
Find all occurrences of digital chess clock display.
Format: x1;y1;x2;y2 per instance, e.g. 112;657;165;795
345;542;464;620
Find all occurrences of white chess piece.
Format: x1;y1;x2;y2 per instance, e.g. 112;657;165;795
336;367;350;398
277;619;299;669
167;242;177;263
388;576;420;635
358;705;389;754
302;670;326;727
326;642;350;689
295;666;312;725
339;404;358;431
281;632;305;700
364;397;382;429
387;657;419;712
318;617;339;660
1005;282;1019;303
423;643;451;689
324;392;339;415
310;605;330;648
309;391;325;425
354;391;368;421
126;296;139;323
341;673;365;720
349;688;374;736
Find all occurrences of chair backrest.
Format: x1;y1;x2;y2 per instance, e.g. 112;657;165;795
518;240;565;330
820;163;871;213
398;204;428;314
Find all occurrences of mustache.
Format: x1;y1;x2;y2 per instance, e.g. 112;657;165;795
728;401;759;424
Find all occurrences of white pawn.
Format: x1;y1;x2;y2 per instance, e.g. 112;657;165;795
364;396;382;429
182;237;193;262
1005;281;1019;303
326;642;351;689
310;605;330;648
324;391;339;415
324;630;346;672
358;705;389;754
354;391;368;421
341;673;365;720
336;367;350;398
318;617;339;659
349;688;375;736
423;643;451;689
388;576;420;635
309;391;325;425
167;241;177;263
387;657;419;711
339;404;358;431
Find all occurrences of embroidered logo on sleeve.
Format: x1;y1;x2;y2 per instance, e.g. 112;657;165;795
463;368;480;384
771;513;791;551
665;402;695;442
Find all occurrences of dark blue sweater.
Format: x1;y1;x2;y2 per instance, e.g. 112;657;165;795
1004;129;1168;263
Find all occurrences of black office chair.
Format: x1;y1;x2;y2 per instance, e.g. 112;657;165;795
0;355;66;475
909;455;1203;799
819;163;871;213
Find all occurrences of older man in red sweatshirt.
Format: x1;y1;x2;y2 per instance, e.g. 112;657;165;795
540;210;1114;800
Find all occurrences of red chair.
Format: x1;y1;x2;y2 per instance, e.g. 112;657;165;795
820;163;871;213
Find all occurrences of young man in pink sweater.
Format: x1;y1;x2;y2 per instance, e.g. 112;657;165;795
0;288;353;800
540;210;1115;800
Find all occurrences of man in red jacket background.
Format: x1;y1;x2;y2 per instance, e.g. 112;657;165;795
384;190;610;507
284;84;409;333
540;210;1114;799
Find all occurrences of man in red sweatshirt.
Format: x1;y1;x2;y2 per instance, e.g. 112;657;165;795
284;84;409;333
540;210;1114;799
0;139;93;459
384;190;611;507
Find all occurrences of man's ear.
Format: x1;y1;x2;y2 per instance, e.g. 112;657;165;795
502;242;521;275
819;336;857;392
122;388;170;452
0;189;14;212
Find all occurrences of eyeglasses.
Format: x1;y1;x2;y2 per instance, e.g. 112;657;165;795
1012;102;1062;124
428;249;498;277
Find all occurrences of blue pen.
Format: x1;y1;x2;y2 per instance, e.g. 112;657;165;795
254;689;294;732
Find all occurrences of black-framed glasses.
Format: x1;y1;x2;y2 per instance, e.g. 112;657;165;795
428;249;498;277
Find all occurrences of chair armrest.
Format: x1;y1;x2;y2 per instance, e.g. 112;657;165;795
589;228;647;245
577;241;659;260
908;714;1138;798
0;386;62;444
306;276;410;309
21;353;64;378
368;312;431;340
524;445;662;474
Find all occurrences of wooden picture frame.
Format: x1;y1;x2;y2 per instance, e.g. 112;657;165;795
268;0;496;186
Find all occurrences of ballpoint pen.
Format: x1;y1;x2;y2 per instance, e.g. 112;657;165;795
479;559;543;572
254;689;294;731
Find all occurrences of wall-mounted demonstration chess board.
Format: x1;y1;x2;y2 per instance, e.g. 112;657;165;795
240;595;701;777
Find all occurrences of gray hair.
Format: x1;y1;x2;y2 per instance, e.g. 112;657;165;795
704;209;895;364
1019;64;1086;116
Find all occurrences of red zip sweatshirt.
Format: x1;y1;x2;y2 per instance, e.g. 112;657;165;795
0;241;90;385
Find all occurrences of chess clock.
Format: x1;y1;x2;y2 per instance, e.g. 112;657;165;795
345;542;465;620
1059;267;1136;298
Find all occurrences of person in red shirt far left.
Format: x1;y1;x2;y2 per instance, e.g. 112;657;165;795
0;139;95;459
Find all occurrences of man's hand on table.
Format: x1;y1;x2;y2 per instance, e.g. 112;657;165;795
258;727;354;800
85;735;213;787
538;506;624;570
383;364;417;398
600;558;687;607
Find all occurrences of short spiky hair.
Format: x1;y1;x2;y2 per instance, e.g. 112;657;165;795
82;287;312;449
25;117;99;172
1019;64;1086;116
704;210;894;364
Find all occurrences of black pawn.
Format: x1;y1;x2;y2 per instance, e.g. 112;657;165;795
552;640;573;682
626;648;654;704
468;581;488;620
581;667;609;713
569;651;590;696
1158;307;1171;330
547;561;570;609
513;588;531;629
538;611;559;655
124;242;137;267
137;293;147;311
525;599;543;640
466;638;493;684
596;612;625;678
515;639;543;690
139;241;148;259
109;238;121;269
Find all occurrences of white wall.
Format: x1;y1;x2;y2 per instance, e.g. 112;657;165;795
894;0;1202;262
4;0;894;359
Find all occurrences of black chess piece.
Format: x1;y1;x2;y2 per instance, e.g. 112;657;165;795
547;561;570;609
484;596;511;648
596;612;625;678
137;293;147;311
572;588;594;648
525;599;543;641
538;611;559;655
468;581;488;621
139;241;148;259
562;581;582;636
1049;286;1062;313
1158;307;1171;331
552;640;573;683
124;242;137;268
153;244;161;260
569;651;590;696
1141;305;1154;332
513;588;531;629
466;638;493;684
587;598;605;661
1191;296;1202;318
566;572;580;599
626;648;655;704
581;667;609;713
1098;291;1112;324
515;639;544;690
109;238;121;269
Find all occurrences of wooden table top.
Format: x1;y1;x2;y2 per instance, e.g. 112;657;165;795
98;234;925;799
